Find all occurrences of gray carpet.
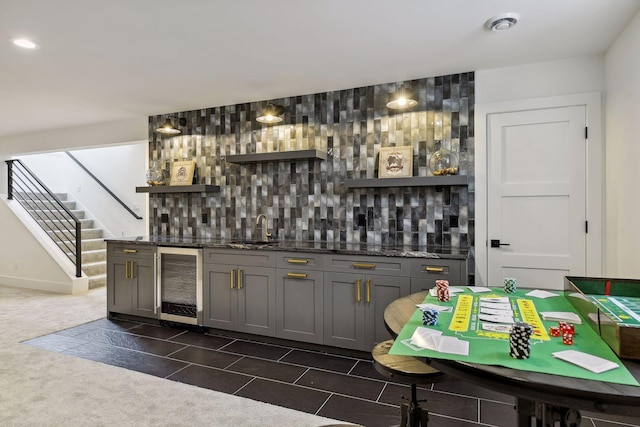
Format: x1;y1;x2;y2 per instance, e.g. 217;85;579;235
0;284;346;426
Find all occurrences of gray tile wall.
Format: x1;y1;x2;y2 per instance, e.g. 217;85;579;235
147;73;474;250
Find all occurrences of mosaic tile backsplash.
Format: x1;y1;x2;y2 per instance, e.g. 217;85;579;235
147;73;474;251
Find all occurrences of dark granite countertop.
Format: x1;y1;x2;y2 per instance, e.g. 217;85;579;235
105;236;469;260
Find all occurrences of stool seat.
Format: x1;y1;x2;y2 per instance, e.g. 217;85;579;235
372;340;443;384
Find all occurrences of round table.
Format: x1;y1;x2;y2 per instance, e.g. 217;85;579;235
384;291;640;426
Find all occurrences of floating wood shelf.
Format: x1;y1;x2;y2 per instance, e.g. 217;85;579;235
136;184;220;194
226;149;327;164
344;175;468;188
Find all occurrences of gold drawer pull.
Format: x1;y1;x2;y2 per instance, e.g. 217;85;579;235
123;249;137;253
366;279;371;303
356;278;361;302
425;267;445;272
230;269;235;289
353;263;376;269
287;272;308;279
237;269;243;289
287;259;309;264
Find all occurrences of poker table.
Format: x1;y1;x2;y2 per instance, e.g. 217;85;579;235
384;290;640;427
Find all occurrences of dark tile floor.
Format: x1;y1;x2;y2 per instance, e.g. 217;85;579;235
24;318;640;427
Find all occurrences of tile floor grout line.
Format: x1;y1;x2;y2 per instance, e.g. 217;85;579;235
164;345;189;358
314;393;334;416
232;376;256;396
375;382;389;403
345;359;359;376
277;347;295;362
292;367;311;384
164;362;193;379
222;355;246;370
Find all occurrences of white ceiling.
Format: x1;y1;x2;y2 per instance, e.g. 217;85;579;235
2;0;639;140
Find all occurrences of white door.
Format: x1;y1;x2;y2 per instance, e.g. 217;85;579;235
487;106;586;289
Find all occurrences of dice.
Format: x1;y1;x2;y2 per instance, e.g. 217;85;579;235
562;333;574;345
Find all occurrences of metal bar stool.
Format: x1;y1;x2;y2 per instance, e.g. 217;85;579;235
372;339;444;427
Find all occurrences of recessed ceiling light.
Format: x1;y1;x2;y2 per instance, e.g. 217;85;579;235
485;13;520;32
12;38;40;49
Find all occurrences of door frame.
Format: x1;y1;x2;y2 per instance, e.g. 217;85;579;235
474;92;603;287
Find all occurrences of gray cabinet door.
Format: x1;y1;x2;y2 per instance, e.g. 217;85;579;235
107;256;132;314
323;271;366;350
364;274;411;350
236;265;276;336
276;268;323;344
202;263;237;330
107;245;156;319
131;256;156;318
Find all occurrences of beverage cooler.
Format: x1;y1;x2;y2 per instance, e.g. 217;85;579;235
156;247;203;326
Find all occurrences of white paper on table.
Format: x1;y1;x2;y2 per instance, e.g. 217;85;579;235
539;311;583;324
480;301;512;311
416;303;453;313
481;297;510;303
479;313;515;324
552;350;619;373
468;286;491;293
526;289;559;299
409;327;443;350
482;323;513;333
480;307;514;316
431;336;469;356
401;338;426;352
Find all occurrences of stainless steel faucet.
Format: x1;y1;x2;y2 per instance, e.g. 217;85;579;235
256;214;271;242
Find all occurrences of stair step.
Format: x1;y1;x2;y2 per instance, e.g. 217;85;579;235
47;228;103;241
77;249;107;263
28;209;86;220
88;274;106;289
37;218;95;230
83;261;106;276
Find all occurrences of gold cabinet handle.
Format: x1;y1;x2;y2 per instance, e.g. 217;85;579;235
287;272;308;278
366;279;371;303
123;249;137;253
125;260;130;279
237;269;243;289
356;278;361;302
287;259;309;264
230;269;235;289
425;267;445;272
353;263;376;269
130;261;136;279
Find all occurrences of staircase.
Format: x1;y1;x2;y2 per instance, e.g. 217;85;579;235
28;192;107;289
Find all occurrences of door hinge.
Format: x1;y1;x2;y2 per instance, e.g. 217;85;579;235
585;221;588;233
585;127;588;139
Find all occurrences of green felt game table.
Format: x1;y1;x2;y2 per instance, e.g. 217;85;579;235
384;289;640;427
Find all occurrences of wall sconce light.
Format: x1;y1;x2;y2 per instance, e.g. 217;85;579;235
155;116;187;135
256;102;284;124
386;85;418;110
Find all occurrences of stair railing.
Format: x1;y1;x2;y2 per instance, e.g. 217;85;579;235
65;151;142;220
6;159;82;278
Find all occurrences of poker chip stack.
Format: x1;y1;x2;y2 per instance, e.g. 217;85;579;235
422;309;439;326
503;277;517;294
436;280;450;302
509;322;533;359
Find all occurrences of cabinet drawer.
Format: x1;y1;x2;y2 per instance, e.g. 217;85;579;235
410;258;462;280
325;254;410;276
204;248;276;267
276;252;324;271
107;243;155;259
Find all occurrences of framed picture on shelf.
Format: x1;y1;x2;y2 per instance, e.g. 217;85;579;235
378;146;413;178
169;160;196;186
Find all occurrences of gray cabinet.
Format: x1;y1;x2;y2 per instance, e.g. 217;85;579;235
107;243;157;319
203;249;276;336
323;255;410;351
410;258;467;293
275;252;324;344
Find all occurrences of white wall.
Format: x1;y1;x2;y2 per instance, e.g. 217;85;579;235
20;144;148;238
604;10;640;278
0;195;87;293
476;55;605;104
